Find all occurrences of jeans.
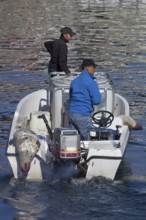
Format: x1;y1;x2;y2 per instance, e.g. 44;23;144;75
68;112;92;140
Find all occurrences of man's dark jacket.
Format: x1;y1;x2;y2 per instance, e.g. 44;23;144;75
44;36;70;73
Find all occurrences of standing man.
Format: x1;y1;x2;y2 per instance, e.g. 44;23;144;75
69;59;101;140
44;27;76;77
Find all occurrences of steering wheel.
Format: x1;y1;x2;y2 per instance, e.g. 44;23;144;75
92;110;114;128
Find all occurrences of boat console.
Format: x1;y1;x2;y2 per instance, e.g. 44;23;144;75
50;72;115;130
89;127;115;141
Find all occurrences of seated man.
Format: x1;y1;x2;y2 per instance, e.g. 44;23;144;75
68;59;101;140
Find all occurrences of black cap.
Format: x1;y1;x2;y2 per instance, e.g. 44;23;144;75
60;27;76;36
82;59;96;69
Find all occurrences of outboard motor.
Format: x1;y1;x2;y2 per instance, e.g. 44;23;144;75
49;128;81;180
51;128;81;162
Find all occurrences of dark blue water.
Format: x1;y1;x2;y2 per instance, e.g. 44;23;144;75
1;0;146;219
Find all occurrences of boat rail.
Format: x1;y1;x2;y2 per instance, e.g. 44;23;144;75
50;71;114;91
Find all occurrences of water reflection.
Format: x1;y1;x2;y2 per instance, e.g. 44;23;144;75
1;180;45;219
1;0;146;76
1;176;146;220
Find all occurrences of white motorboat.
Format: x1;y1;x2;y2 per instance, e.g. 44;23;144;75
6;72;140;181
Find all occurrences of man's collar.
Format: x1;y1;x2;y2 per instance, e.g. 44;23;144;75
82;70;95;79
60;36;69;43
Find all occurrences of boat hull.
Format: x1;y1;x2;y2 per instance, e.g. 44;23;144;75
6;73;131;181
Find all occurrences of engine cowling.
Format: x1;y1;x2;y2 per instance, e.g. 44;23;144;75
51;128;81;161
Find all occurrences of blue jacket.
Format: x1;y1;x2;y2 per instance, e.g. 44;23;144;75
69;70;101;116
